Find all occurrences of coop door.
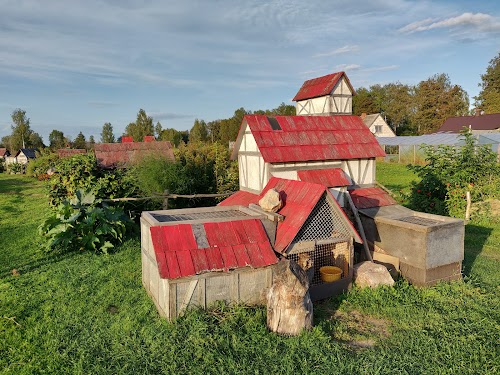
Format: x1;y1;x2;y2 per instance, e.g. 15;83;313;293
312;242;350;285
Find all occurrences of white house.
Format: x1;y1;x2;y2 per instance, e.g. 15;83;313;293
362;113;396;137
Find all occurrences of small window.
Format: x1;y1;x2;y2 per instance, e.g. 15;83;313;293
374;125;383;133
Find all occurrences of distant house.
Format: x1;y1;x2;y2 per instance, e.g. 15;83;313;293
293;71;355;116
0;148;10;160
57;149;87;158
437;112;500;134
11;148;38;165
94;140;174;168
361;113;396;137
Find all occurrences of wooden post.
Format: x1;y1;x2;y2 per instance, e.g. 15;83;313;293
163;190;169;210
345;192;373;262
465;191;471;221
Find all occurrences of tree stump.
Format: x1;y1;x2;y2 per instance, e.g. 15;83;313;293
266;260;313;335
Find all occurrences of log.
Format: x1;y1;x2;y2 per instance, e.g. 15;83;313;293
266;260;313;335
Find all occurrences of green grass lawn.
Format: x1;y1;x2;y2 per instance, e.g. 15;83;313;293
1;168;499;374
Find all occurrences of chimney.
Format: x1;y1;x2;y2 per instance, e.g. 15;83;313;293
475;108;483;116
361;113;367;119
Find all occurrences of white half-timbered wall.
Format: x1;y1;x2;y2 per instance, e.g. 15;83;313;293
296;76;353;116
238;123;270;193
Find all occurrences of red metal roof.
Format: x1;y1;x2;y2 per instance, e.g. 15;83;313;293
94;141;174;168
437;113;500;133
149;219;278;279
57;149;86;158
297;168;351;187
143;135;156;142
121;136;134;143
233;115;385;162
349;187;397;209
0;148;9;157
218;190;259;207
292;72;355;101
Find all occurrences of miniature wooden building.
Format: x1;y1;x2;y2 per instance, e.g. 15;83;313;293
220;178;362;301
232;114;385;193
293;71;354;116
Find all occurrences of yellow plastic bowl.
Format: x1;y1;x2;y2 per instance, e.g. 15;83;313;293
320;266;342;283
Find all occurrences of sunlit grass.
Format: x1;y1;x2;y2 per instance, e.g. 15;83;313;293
1;171;498;374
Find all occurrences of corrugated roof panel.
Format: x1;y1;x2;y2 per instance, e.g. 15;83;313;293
218;190;258;207
219;246;239;270
164;251;181;279
245;243;267;268
349;187;397;209
293;72;352;101
232;244;252;268
298;168;351;187
176;250;196;278
205;247;224;271
190;249;209;274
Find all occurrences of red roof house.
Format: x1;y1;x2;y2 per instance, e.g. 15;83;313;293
232;114;385;193
0;148;10;158
94;141;174;168
436;113;500;133
293;71;355;116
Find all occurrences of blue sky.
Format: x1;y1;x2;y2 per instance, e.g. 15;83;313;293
1;0;499;143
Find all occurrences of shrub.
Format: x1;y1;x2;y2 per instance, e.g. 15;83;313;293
47;153;137;206
7;162;25;174
130;142;239;209
407;132;500;218
0;158;4;173
39;190;135;254
26;151;60;177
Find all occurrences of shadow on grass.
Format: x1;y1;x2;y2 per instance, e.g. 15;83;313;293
0;250;78;279
0;175;31;193
463;224;493;277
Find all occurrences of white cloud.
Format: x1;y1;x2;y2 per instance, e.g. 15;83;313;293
333;64;361;71
313;45;360;58
399;12;500;34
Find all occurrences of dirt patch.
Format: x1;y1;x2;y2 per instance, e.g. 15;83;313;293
331;310;391;349
489;199;500;217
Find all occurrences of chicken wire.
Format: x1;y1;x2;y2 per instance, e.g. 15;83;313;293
293;194;352;243
288;241;350;285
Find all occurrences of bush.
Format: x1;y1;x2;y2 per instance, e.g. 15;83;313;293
48;153;137;206
7;162;25;174
407;132;500;218
26;151;60;177
0;158;4;173
39;190;135;254
130;142;239;209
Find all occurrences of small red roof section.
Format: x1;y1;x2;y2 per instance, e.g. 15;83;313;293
150;219;278;279
233;115;385;162
437;113;500;133
143;135;156;142
0;148;9;157
121;136;134;143
297;168;351;187
218;190;258;207
349;187;397;209
94;141;174;168
293;71;355;101
57;149;86;158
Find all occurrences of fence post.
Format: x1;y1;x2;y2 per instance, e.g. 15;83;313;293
163;190;169;210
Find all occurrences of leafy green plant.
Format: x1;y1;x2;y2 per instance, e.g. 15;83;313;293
7;162;25;174
0;158;4;173
39;189;135;254
26;151;60;177
407;131;500;218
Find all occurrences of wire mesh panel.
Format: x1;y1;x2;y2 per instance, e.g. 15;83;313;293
151;210;248;222
293;194;352;243
288;241;350;285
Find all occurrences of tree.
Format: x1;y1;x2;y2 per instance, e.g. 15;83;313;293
9;109;33;150
413;74;469;134
100;122;115;143
384;83;415;135
352;87;378;116
158;128;183;147
88;135;96;149
29;132;45;149
73;132;87;149
125;109;154;142
49;129;66;149
155;121;163;139
189;119;208;143
474;52;500;114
